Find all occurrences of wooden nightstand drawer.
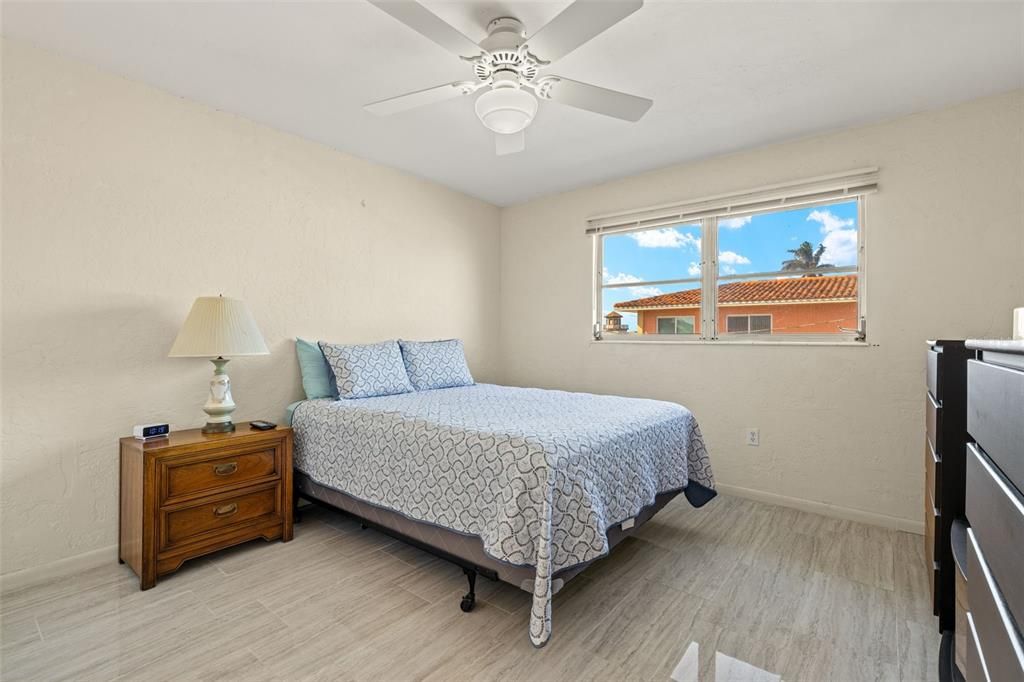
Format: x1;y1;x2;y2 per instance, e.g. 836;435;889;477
163;444;280;503
162;483;281;549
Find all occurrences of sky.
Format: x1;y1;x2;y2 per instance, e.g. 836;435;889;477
601;200;859;329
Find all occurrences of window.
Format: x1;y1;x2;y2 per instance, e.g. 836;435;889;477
657;316;696;335
599;222;701;336
727;315;771;334
589;169;874;343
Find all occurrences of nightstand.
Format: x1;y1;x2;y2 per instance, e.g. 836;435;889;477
119;423;293;589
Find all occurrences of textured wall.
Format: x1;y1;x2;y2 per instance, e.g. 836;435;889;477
500;90;1024;528
3;36;1023;579
0;40;501;576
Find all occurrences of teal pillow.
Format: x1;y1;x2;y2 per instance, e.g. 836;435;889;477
295;338;337;400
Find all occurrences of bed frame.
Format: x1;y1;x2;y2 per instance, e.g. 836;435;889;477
293;470;682;613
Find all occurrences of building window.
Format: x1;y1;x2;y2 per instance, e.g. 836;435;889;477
589;170;873;343
726;314;771;334
657;316;696;335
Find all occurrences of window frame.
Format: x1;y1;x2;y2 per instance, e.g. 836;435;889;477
591;192;868;345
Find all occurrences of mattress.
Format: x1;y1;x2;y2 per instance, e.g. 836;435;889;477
291;383;715;646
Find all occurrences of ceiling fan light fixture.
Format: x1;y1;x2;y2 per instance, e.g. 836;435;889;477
474;87;538;134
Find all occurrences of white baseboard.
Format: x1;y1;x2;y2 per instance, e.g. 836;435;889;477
0;543;119;594
0;486;922;592
717;483;925;535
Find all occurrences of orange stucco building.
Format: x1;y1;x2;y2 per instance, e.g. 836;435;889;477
611;274;858;336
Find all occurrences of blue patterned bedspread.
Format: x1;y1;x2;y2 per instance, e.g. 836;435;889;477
292;383;715;647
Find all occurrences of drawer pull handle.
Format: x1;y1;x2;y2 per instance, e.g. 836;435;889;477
214;462;238;476
213;503;238;518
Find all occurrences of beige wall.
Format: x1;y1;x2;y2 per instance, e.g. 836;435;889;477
501;90;1024;528
0;40;501;577
3;36;1022;580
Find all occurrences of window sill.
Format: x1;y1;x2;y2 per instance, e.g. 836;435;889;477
591;337;873;347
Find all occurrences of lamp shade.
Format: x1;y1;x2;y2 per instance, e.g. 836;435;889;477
474;87;538;134
168;296;269;358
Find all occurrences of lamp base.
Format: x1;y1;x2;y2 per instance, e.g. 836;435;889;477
202;420;236;434
202;357;237;434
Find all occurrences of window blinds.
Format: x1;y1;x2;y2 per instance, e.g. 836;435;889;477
585;168;878;235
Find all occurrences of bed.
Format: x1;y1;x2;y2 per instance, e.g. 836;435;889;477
289;383;715;647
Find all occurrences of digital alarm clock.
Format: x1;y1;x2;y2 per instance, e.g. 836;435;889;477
133;423;170;441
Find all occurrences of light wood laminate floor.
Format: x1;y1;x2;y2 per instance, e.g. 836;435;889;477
0;494;938;681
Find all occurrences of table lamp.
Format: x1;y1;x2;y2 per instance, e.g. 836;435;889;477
168;295;269;433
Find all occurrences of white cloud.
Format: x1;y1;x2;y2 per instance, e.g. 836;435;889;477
806;210;857;266
719;216;751;229
604;270;641;285
718;250;751;265
820;230;858;266
807;209;854;233
687;262;701;277
603;269;662;298
630;228;700;250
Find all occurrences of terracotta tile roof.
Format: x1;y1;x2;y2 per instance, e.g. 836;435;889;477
614;274;857;310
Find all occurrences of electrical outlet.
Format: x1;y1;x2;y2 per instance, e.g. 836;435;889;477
745;428;760;446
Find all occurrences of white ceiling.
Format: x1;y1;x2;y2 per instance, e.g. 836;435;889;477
3;1;1023;206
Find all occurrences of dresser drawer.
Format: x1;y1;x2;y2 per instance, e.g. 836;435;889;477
926;391;942;454
925;490;938;561
968;360;1024;492
967;528;1024;682
162;444;280;503
925;492;939;613
928;348;940;401
956;561;969;676
161;484;281;549
967;612;989;682
926;439;941;506
967;443;1024;627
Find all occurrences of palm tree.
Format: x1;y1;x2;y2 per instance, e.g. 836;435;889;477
781;241;834;276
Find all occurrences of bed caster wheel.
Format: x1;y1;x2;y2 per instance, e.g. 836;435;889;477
460;595;476;612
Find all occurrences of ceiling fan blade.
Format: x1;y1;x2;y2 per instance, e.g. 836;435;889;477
365;82;470;116
367;1;481;58
526;0;643;63
539;76;652;122
495;131;525;156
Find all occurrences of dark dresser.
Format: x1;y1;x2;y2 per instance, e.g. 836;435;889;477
962;339;1024;681
925;340;973;637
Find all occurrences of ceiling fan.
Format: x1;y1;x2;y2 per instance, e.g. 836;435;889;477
364;0;653;156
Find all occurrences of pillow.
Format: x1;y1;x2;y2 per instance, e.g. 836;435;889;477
295;338;338;400
399;339;475;391
319;340;414;399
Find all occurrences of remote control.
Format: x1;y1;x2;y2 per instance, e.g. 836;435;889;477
250;420;277;430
